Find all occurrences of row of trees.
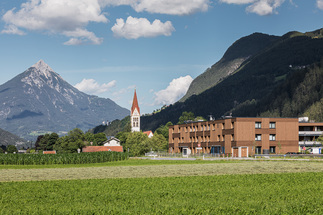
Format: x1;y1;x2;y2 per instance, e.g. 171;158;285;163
116;132;167;157
0;145;18;154
35;128;107;153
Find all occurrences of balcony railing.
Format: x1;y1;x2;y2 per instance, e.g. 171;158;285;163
299;131;323;136
298;141;322;146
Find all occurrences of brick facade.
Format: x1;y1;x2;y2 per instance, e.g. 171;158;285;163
169;117;299;155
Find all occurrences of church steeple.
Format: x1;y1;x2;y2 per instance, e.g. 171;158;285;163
131;89;140;132
131;89;140;115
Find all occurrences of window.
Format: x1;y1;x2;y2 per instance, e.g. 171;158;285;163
217;135;220;142
270;146;276;154
231;134;234;141
269;122;276;129
255;134;262;141
231;122;234;129
255;146;262;154
255;122;261;129
222;123;225;129
269;134;276;141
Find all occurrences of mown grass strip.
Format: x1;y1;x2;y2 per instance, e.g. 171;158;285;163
0;161;322;182
0;172;322;214
0;158;239;169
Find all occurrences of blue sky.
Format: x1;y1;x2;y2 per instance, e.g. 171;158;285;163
0;0;323;114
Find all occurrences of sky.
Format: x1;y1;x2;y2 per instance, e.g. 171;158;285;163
1;0;323;114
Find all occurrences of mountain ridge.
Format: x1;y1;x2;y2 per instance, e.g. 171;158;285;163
180;33;279;102
0;60;129;140
142;28;323;132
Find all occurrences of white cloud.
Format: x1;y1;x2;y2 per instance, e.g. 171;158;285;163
133;0;210;15
219;0;256;4
154;75;193;105
220;0;286;15
100;0;210;15
111;16;175;39
112;85;136;96
246;0;284;15
2;0;107;45
1;25;26;35
74;79;116;94
317;0;323;10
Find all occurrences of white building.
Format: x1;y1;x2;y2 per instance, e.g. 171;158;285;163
103;137;121;146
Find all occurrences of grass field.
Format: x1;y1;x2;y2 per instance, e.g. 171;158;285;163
1;159;323;214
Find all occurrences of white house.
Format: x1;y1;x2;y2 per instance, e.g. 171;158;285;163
103;137;121;146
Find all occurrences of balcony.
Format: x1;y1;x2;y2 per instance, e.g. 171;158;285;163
299;131;323;136
298;141;322;146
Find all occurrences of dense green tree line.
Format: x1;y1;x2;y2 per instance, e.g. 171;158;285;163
116;131;168;157
35;128;108;153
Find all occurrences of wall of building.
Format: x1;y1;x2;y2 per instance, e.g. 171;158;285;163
169;117;299;155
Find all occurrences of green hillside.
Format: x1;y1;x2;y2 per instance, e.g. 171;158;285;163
89;116;130;136
141;29;323;131
0;128;27;149
180;33;279;102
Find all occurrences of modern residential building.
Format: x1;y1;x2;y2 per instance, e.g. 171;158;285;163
298;117;323;147
169;117;307;156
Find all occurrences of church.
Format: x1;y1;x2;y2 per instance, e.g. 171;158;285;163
130;89;140;132
130;89;153;138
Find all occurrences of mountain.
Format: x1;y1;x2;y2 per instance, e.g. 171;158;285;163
0;60;129;140
141;29;323;131
180;33;279;102
0;127;27;149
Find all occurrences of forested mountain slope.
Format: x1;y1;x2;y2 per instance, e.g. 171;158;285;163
142;29;323;131
180;33;279;102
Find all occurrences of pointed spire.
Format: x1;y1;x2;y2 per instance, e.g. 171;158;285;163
131;89;140;115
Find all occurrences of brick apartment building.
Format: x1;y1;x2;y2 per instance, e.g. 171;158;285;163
168;117;312;156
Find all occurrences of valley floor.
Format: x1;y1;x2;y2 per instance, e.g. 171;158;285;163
0;160;323;182
0;160;322;214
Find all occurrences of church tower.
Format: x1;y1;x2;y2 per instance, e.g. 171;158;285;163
131;89;140;132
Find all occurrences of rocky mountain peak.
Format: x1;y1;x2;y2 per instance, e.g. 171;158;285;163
0;60;129;140
21;60;64;91
30;59;57;79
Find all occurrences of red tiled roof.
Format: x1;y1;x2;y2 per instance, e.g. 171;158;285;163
131;89;140;115
143;131;153;136
82;146;123;153
43;151;56;154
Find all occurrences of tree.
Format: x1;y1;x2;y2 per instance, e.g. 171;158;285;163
116;132;130;146
124;132;149;156
53;128;86;153
67;128;84;142
155;121;173;140
178;112;195;124
6;145;18;153
35;133;59;151
149;133;168;151
0;147;4;153
47;133;59;150
94;133;107;145
84;132;107;146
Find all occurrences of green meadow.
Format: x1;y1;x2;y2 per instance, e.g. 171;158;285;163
0;160;323;214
